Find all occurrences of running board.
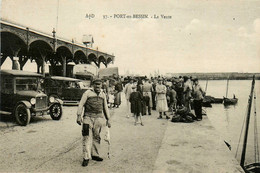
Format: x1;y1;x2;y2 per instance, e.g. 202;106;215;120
62;101;79;106
0;110;12;115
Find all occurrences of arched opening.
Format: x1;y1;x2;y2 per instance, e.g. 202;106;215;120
74;50;88;64
28;40;53;74
88;53;98;67
107;57;113;65
51;46;73;77
1;31;27;69
98;56;107;67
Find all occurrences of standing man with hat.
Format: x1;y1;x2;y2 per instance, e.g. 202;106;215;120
192;78;205;121
183;76;192;111
76;77;111;167
151;79;158;110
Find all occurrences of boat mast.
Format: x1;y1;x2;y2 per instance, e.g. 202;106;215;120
240;75;255;167
205;78;208;94
225;77;229;98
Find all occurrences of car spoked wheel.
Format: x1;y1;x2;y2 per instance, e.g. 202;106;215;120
50;103;62;120
15;104;31;126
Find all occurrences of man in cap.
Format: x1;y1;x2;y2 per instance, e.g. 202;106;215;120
192;78;205;121
151;79;158;110
77;77;111;167
183;76;192;111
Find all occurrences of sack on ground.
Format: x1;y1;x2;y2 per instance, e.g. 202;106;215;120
171;111;196;123
171;114;181;122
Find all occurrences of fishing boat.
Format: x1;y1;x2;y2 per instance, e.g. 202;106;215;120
212;97;224;104
239;76;260;172
202;100;212;107
202;79;212;107
223;77;238;105
203;80;223;105
204;95;223;104
223;97;238;105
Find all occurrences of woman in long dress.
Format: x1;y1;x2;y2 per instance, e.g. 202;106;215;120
129;85;144;126
156;78;169;119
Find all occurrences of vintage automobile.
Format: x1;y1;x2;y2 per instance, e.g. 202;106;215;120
0;70;63;126
43;76;89;105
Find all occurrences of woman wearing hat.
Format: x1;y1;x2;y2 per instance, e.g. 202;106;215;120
156;78;169;119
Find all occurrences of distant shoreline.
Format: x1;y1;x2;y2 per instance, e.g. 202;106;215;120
165;72;260;80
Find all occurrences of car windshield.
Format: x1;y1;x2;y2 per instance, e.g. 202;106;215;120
16;77;39;91
78;81;89;89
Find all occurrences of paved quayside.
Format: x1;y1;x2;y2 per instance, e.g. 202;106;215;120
153;116;244;173
0;95;245;173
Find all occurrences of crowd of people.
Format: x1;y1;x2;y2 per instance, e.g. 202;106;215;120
122;75;206;124
76;75;206;166
101;78;124;109
99;75;206;125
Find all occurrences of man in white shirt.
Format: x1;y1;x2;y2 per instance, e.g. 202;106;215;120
124;78;134;118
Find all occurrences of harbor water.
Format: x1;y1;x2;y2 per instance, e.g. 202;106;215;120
199;79;260;166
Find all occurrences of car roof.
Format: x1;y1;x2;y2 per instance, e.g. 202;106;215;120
46;76;81;82
0;70;43;77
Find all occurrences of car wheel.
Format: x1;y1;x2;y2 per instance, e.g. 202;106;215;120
15;104;31;126
50;103;62;120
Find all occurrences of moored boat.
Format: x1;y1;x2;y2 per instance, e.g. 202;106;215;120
204;95;223;104
239;75;260;173
223;97;238;105
223;77;238;105
244;163;260;173
211;97;223;103
202;100;212;107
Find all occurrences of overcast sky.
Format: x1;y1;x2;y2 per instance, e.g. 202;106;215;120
1;0;260;75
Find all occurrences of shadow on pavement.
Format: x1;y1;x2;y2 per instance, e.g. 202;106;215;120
0;114;53;127
0;114;15;123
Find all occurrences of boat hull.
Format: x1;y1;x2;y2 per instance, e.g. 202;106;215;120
204;95;223;104
202;101;212;107
211;98;223;104
244;163;260;173
223;97;238;105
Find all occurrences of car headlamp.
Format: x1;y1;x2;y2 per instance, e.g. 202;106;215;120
49;96;55;103
30;98;36;105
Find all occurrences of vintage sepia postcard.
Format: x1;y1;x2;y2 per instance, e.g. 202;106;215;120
1;0;260;172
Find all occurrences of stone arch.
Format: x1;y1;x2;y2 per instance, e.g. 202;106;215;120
107;57;113;65
88;53;98;67
29;40;53;73
74;50;88;64
1;31;27;57
29;40;53;58
98;55;107;67
55;46;73;64
28;38;53;51
1;31;27;67
53;46;73;76
56;46;73;62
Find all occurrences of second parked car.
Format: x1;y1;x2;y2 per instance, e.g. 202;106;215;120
43;76;89;105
